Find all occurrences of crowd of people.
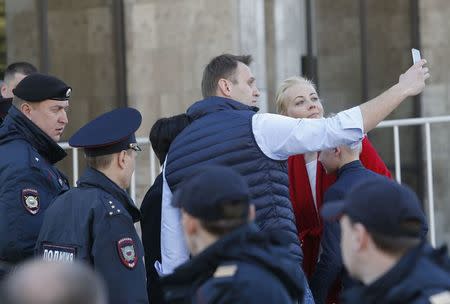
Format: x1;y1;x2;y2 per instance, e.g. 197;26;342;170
0;54;449;304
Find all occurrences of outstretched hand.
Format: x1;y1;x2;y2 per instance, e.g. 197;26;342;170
398;59;430;97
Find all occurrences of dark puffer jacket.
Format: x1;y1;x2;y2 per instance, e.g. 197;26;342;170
165;96;302;262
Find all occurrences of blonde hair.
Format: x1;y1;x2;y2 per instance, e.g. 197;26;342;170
275;76;317;115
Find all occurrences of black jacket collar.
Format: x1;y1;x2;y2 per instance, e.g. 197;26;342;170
0;106;66;164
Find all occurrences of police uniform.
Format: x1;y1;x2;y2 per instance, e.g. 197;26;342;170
35;108;148;304
161;166;305;304
0;74;70;266
341;242;450;304
321;179;450;304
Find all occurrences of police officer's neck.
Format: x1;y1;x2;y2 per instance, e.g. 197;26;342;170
97;166;129;190
190;226;219;256
358;246;403;285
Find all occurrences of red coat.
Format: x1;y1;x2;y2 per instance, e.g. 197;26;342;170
288;137;392;301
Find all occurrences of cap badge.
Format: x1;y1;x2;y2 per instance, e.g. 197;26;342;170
65;88;71;98
117;237;137;269
22;188;40;215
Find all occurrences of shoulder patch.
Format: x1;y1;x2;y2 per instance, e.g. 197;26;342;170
430;291;450;304
22;188;40;214
213;264;237;278
117;237;138;269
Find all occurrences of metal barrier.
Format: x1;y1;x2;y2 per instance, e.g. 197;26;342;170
377;115;450;247
60;115;450;247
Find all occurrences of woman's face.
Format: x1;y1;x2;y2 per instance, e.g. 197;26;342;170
283;83;324;119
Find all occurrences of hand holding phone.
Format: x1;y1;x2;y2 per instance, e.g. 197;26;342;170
412;48;421;64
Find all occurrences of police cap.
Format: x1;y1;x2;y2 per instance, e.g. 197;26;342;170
173;166;251;221
12;73;71;102
321;178;427;238
69;107;142;157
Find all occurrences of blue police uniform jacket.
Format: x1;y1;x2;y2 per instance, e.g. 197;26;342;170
165;96;302;262
0;106;69;264
161;223;305;304
342;242;450;304
310;160;386;303
35;167;148;304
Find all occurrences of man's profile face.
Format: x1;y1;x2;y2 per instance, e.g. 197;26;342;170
229;62;260;107
1;73;27;98
25;99;69;142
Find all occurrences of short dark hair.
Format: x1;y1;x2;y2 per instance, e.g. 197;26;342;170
199;200;250;236
350;217;422;255
4;62;37;83
149;114;191;164
85;154;115;170
201;54;252;98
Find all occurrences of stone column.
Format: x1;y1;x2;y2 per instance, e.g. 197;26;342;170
265;0;307;113
5;0;40;67
420;0;450;246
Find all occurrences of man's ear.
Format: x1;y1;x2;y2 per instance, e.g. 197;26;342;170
20;102;33;119
353;223;369;251
117;150;127;170
334;147;342;158
182;212;199;236
217;79;231;97
0;84;7;97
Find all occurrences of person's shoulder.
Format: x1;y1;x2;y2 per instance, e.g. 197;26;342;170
0;138;36;168
396;253;450;303
140;174;163;212
91;190;131;219
324;182;346;201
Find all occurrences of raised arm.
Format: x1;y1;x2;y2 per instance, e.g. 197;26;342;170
360;59;429;132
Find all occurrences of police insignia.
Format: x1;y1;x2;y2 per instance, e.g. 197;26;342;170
117;237;137;269
430;291;450;304
22;189;40;214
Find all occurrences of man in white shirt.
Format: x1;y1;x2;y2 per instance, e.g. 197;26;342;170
160;54;429;303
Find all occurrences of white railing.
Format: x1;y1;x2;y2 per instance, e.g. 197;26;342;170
377;115;450;247
60;115;450;247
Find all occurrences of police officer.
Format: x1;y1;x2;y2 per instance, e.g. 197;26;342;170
161;166;305;304
35;108;148;304
0;62;38;124
321;178;450;304
0;73;70;272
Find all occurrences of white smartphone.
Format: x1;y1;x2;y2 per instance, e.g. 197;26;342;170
412;48;421;64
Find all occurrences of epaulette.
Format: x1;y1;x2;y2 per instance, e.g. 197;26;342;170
213;264;237;278
430;291;450;304
102;198;123;217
